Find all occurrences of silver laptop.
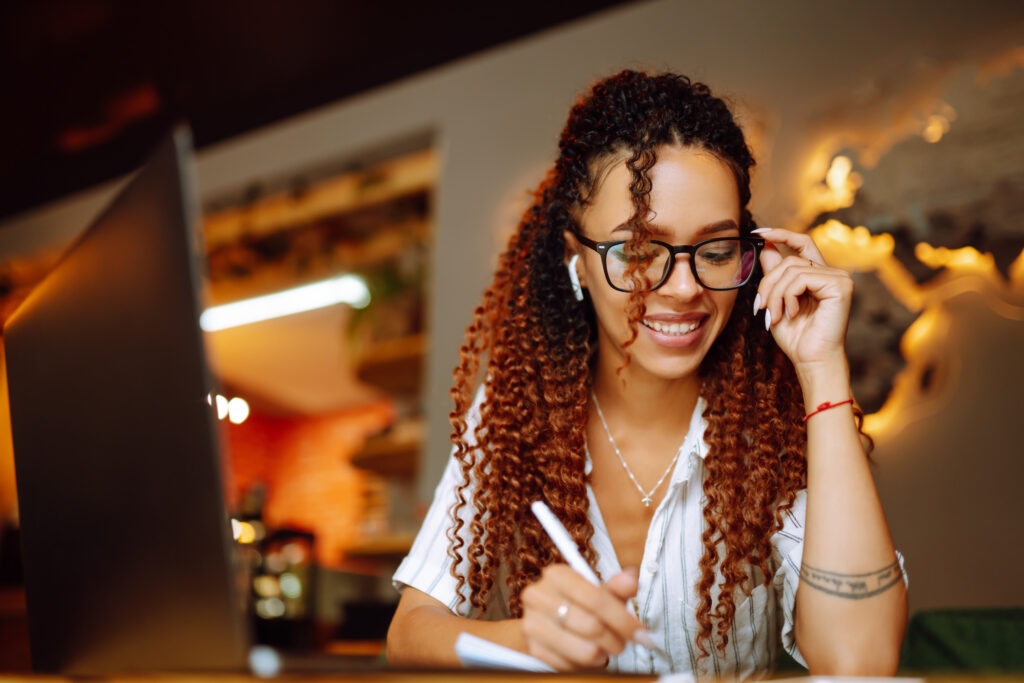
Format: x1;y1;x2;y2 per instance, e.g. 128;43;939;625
5;128;381;675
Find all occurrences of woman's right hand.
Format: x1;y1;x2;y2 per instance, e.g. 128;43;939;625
520;564;643;670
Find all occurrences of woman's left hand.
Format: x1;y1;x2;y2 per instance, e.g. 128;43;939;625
752;227;852;373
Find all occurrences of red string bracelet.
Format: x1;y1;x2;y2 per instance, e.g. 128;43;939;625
803;398;854;423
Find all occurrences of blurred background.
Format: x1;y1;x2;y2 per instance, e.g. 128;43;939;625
0;0;1022;672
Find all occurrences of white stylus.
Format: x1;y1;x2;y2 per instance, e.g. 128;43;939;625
530;500;666;657
530;500;601;585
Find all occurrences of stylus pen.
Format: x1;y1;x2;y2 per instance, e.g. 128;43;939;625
530;500;666;657
530;500;600;584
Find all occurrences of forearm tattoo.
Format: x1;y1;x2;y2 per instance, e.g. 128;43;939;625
799;560;903;599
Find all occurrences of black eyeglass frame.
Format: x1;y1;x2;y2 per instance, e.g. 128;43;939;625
573;233;766;292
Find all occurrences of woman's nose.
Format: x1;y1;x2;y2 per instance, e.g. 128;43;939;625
657;254;703;299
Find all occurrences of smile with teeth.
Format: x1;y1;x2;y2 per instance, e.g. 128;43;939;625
642;318;704;336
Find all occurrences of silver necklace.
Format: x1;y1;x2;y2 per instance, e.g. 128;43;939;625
591;389;684;508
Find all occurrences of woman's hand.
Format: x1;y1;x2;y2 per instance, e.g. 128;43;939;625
752;227;853;374
520;565;642;671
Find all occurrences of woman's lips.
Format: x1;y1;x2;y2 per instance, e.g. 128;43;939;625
640;315;708;347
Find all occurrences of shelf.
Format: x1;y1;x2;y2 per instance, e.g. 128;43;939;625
344;532;416;560
203;149;436;248
350;419;422;477
324;640;384;657
355;333;425;395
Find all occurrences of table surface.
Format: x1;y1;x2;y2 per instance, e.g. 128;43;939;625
1;673;1023;682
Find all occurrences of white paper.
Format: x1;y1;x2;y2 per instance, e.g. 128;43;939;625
454;632;556;672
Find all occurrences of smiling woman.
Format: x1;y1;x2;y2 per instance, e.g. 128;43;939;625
566;146;753;381
385;71;907;678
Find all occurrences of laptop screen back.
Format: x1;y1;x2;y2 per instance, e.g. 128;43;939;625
4;128;248;673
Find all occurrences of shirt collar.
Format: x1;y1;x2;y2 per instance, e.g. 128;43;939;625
668;394;708;488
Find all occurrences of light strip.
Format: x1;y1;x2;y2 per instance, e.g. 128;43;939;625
200;274;371;331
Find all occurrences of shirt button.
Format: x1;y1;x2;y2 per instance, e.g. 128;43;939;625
646;561;659;575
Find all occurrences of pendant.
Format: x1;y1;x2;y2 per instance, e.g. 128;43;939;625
641;495;652;507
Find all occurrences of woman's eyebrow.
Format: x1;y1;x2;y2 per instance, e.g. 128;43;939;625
696;219;740;235
611;219;739;236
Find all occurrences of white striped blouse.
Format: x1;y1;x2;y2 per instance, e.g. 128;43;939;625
394;390;841;679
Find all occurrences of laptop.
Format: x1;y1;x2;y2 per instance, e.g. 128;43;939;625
4;128;382;675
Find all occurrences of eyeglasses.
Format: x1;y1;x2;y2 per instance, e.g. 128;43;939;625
574;233;765;292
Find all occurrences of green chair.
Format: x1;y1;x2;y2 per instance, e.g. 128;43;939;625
900;608;1024;673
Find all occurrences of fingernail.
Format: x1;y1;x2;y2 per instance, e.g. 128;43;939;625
750;227;772;234
633;629;659;651
764;309;772;331
753;293;761;315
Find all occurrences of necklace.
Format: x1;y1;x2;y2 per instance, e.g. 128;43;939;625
591;390;685;508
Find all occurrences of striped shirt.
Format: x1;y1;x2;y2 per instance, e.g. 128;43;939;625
394;389;899;678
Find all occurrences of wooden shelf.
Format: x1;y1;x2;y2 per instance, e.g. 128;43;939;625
203;148;436;248
344;532;416;560
324;639;384;657
355;333;425;395
205;216;429;306
350;419;422;477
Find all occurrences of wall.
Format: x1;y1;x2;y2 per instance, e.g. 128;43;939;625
1;0;1022;614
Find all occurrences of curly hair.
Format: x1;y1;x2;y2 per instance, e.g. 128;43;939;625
445;71;866;659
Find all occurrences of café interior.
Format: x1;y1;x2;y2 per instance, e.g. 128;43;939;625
0;0;1021;678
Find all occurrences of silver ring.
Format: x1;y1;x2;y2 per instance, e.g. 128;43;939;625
556;602;570;626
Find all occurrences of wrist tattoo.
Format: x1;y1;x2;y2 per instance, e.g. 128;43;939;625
799;560;903;599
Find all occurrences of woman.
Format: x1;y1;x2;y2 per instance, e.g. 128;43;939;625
386;71;907;677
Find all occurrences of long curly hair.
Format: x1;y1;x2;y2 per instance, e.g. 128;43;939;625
445;71;865;659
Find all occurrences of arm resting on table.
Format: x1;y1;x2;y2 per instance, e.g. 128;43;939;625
386;586;525;667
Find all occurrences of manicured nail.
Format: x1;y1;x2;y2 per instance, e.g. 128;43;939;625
753;293;762;315
633;629;659;651
750;227;772;234
764;309;772;331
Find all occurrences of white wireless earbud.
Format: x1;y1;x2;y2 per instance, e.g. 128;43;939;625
567;254;585;302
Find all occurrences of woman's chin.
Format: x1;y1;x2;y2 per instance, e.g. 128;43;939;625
631;354;704;383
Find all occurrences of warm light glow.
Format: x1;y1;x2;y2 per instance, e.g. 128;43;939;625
216;394;229;420
922;115;946;143
920;103;955;144
795;152;865;226
812;220;895;268
235;520;257;544
231;518;242;540
825;155;852;192
862;308;952;437
228;397;250;424
199;274;371;332
1011;250;1024;287
900;308;941;358
254;575;281;598
915;243;996;273
805;217;1024;437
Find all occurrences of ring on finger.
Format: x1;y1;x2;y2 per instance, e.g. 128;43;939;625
555;602;570;626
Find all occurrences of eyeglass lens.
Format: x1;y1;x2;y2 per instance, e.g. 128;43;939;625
605;238;757;291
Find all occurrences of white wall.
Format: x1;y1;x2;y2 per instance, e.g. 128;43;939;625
2;0;1022;613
